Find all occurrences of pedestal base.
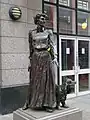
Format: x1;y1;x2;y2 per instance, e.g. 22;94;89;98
13;107;82;120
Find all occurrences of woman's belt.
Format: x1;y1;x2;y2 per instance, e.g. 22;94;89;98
34;48;48;51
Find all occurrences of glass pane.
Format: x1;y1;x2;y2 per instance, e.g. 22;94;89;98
78;41;89;69
44;0;56;3
44;4;57;32
79;74;89;92
62;75;75;94
59;7;76;34
77;0;90;11
61;39;74;70
59;0;75;8
77;11;90;36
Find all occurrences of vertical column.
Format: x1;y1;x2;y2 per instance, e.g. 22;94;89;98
88;41;90;90
52;6;57;32
72;0;76;34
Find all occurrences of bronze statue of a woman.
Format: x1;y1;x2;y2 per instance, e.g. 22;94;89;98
23;13;56;112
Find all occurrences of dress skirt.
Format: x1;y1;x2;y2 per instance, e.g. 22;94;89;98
29;50;56;108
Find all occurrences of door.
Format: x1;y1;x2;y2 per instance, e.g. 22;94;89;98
59;37;77;98
59;36;90;97
77;39;90;95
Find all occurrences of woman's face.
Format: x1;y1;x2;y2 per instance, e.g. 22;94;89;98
38;16;46;26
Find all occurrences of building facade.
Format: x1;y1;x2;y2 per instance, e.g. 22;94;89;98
0;0;42;114
0;0;90;115
43;0;90;98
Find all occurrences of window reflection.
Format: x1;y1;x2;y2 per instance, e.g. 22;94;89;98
77;0;89;10
78;41;89;69
44;4;57;32
59;7;76;34
59;0;75;8
79;74;89;92
77;11;90;36
59;0;69;6
61;39;74;70
44;0;90;36
44;0;56;3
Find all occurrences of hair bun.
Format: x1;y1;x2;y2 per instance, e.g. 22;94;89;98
34;13;48;25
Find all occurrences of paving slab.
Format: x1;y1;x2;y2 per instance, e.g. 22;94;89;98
0;114;13;120
67;94;90;120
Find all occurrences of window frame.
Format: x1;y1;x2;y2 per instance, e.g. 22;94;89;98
43;0;90;37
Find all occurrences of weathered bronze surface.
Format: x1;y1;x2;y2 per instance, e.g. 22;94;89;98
23;13;76;112
23;14;56;112
56;78;76;108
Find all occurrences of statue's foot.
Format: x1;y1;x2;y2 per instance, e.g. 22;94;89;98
46;108;54;112
56;105;62;110
61;105;69;108
22;103;29;110
45;107;54;113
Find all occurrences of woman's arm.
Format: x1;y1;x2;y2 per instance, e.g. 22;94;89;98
48;30;55;60
48;30;59;66
28;31;33;71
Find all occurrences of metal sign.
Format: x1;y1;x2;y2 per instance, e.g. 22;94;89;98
9;6;22;20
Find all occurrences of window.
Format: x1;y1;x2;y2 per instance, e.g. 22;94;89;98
79;74;89;92
59;0;69;6
44;4;57;32
59;0;75;8
77;11;90;36
43;0;90;36
78;0;88;10
59;7;76;34
44;0;56;3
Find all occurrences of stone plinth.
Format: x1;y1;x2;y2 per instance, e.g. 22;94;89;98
13;107;82;120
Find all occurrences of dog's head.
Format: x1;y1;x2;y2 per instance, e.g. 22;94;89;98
55;78;76;95
66;78;76;94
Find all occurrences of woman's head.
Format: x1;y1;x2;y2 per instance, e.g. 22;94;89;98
34;13;48;26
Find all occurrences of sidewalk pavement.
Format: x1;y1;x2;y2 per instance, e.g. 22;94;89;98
67;94;90;120
0;94;90;120
0;114;13;120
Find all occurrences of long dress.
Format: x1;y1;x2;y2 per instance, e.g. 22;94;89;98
28;29;56;109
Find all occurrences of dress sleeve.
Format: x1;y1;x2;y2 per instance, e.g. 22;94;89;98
48;30;55;60
48;30;59;66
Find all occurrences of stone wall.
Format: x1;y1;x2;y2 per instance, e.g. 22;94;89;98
0;0;28;88
0;0;42;87
0;0;42;114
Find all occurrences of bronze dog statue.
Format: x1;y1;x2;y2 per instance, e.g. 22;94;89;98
56;78;76;109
